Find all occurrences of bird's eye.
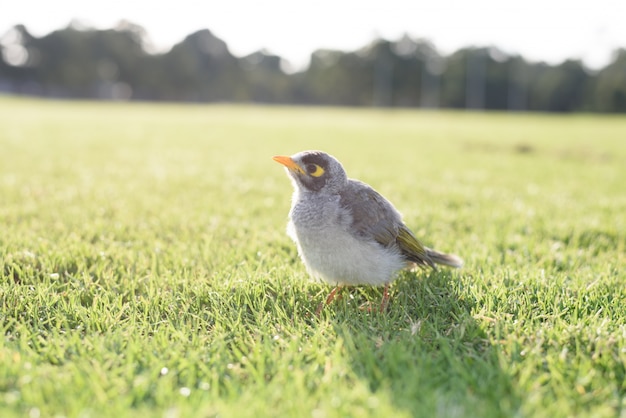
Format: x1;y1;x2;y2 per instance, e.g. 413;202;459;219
306;164;325;177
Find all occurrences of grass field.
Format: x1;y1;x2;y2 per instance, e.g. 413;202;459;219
1;96;625;418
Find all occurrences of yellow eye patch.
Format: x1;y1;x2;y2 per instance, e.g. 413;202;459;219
306;164;325;177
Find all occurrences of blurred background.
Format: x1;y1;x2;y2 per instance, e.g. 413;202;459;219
1;0;625;112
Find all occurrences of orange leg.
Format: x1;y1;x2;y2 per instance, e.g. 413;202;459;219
379;283;390;312
325;285;343;304
316;285;343;316
358;284;391;313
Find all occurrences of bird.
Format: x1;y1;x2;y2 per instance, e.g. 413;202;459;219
273;150;462;313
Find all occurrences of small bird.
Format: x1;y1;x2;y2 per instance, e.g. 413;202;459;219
273;150;462;313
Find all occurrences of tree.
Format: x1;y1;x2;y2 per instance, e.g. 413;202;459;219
528;60;590;112
590;49;626;112
240;50;292;103
0;23;624;113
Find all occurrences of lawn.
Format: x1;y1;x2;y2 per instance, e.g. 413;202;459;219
1;96;625;417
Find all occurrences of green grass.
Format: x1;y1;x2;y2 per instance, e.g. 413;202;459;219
1;96;625;418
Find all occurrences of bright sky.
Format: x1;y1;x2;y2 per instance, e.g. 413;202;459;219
2;0;625;70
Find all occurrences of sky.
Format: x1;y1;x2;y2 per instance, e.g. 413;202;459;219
2;0;625;71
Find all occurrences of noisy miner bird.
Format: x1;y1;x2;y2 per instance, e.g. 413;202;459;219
273;150;463;313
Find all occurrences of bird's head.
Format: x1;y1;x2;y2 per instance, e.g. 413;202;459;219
273;150;347;194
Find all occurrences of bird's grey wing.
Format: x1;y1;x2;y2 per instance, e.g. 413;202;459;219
339;180;402;247
340;180;435;268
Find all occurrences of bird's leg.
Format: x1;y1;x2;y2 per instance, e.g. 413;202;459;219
359;284;390;313
315;285;343;316
379;283;390;312
325;285;343;304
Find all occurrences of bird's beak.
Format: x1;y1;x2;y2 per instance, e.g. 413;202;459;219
273;155;305;174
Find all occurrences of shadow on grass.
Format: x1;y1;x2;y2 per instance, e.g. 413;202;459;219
324;270;520;417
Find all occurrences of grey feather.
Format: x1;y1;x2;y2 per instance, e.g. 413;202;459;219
339;179;402;247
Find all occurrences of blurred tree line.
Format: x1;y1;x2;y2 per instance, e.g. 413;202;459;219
1;22;625;112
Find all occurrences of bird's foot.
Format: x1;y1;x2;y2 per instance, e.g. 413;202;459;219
358;283;390;313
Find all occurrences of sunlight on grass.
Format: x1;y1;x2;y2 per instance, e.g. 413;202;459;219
1;96;625;417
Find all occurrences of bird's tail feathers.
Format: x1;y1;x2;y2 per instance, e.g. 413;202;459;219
425;248;463;269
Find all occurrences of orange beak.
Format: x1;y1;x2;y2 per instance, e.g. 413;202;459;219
273;155;305;174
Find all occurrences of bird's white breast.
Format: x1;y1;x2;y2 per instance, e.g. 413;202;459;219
287;193;405;286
